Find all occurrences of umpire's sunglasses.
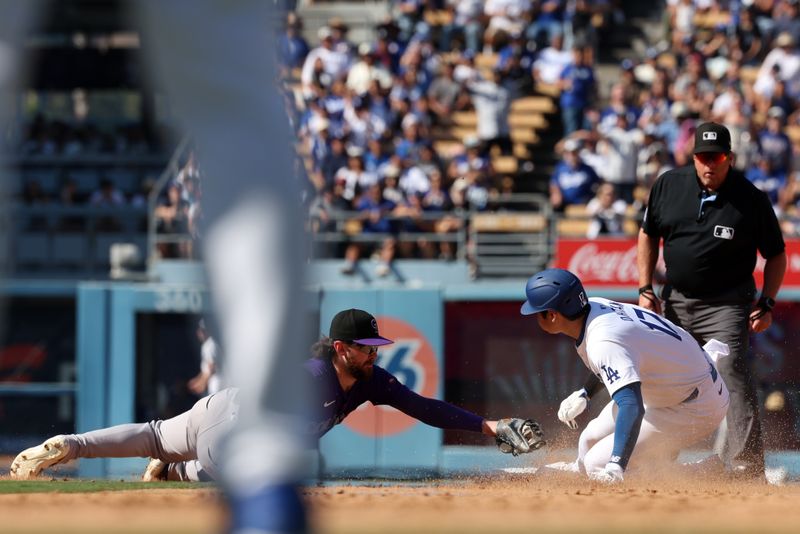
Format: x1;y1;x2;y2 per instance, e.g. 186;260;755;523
694;152;728;165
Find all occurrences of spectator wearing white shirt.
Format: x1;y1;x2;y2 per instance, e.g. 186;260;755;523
484;0;532;51
346;43;393;96
398;157;432;197
335;147;379;201
467;68;512;155
300;26;352;99
586;183;629;239
344;96;386;149
188;320;222;396
532;33;572;85
597;112;641;203
754;32;800;103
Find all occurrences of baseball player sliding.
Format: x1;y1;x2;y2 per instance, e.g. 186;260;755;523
10;309;544;481
521;269;730;483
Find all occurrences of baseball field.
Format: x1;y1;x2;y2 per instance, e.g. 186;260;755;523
1;474;800;534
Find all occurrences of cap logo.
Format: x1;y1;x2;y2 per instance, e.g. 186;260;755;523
702;132;717;141
371;318;378;333
578;291;588;307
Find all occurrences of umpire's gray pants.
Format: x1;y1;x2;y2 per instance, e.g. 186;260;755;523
662;282;763;475
60;388;239;481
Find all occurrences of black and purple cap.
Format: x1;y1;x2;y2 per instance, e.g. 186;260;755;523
694;122;731;154
329;308;394;346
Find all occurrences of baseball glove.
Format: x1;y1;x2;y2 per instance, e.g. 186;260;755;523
495;418;545;456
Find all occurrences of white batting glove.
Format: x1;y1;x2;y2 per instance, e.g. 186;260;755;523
558;388;588;429
589;462;624;484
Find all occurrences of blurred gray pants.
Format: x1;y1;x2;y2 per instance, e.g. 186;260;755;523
663;281;764;475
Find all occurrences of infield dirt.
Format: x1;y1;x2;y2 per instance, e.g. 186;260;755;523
0;475;799;533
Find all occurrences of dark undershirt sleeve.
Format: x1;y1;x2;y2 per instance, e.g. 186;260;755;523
371;369;484;433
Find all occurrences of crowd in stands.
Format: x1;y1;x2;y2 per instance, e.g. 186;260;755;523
23;1;800;272
291;1;625;275
16;115;161;158
289;1;800;274
550;0;800;240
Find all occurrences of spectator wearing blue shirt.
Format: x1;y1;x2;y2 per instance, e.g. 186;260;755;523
341;183;398;276
758;107;793;175
526;0;564;47
745;158;788;208
550;139;600;211
558;45;596;135
278;12;309;69
363;138;390;174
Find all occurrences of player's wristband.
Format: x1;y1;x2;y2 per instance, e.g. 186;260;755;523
757;296;775;312
582;373;603;400
638;284;654;295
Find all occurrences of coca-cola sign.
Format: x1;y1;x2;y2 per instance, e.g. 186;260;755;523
556;239;644;286
557;238;800;289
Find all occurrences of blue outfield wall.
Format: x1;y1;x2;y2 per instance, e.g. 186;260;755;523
76;282;212;478
68;265;800;479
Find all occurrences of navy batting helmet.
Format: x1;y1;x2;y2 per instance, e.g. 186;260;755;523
520;268;588;318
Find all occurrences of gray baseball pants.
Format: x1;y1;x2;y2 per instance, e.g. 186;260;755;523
663;281;764;476
59;388;239;481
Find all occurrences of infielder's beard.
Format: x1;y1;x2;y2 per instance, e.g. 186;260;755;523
345;355;374;381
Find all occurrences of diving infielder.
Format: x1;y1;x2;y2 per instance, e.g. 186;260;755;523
11;309;544;481
521;268;730;482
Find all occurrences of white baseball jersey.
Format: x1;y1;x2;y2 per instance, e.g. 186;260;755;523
576;298;714;408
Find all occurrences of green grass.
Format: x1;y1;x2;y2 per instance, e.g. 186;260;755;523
0;479;213;494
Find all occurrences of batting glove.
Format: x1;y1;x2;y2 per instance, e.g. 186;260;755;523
558;388;588;429
589;462;624;484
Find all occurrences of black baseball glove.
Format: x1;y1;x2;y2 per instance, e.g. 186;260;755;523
495;418;546;456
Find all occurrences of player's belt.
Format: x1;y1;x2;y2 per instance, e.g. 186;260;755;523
709;363;718;382
683;364;720;404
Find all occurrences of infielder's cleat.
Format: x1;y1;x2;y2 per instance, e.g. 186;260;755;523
142;458;169;481
10;435;71;479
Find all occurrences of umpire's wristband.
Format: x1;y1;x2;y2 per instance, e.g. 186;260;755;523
638;284;654;295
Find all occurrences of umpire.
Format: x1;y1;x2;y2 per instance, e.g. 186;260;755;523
636;122;787;479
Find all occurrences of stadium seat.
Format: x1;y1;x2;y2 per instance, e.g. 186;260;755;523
66;169;101;195
15;233;50;267
510;97;556;114
492;156;518;174
557;217;591;237
23;169;61;195
508;113;548;129
106;168;140;194
52;234;89;268
95;233;124;266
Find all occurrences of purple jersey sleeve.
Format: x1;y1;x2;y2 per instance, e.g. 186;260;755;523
368;367;484;433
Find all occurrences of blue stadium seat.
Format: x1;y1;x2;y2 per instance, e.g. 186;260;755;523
106;168;140;194
52;234;89;268
23;169;61;195
15;232;50;266
66;169;101;195
95;233;125;266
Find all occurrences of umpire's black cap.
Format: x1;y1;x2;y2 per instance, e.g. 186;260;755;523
329;309;394;346
694;122;731;154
